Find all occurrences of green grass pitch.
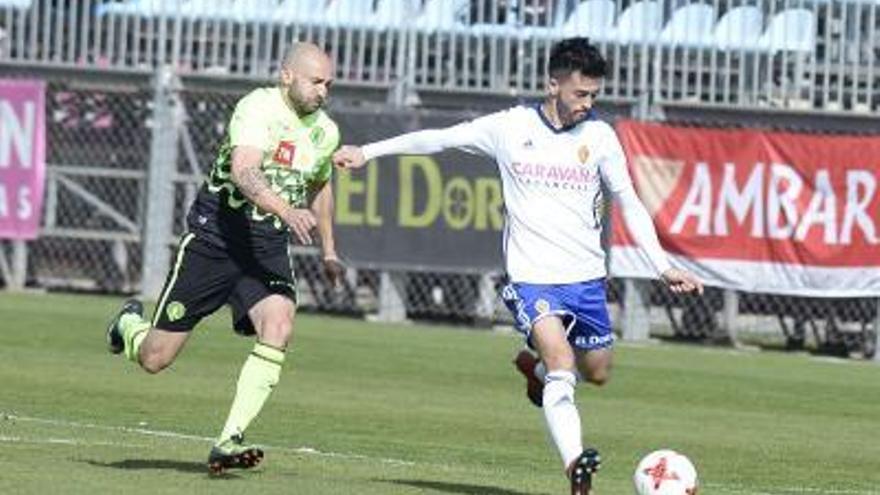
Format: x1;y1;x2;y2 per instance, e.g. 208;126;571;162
0;292;878;494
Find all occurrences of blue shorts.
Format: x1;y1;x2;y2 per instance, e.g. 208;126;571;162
501;279;614;351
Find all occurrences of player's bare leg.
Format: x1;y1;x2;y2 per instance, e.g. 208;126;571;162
575;348;613;387
136;330;192;373
106;299;191;373
208;294;293;475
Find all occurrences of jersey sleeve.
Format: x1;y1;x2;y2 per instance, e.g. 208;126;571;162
313;121;341;184
362;111;504;160
599;124;672;275
597;124;633;194
228;90;272;150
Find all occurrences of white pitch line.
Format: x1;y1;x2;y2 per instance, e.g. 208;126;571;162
0;434;145;449
1;412;415;466
702;482;878;495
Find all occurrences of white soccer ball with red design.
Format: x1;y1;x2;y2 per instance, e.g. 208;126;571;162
633;449;698;495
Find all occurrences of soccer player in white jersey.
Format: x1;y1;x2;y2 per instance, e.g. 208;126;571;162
333;37;703;494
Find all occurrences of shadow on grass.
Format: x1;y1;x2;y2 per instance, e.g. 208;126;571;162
83;459;241;478
379;479;550;495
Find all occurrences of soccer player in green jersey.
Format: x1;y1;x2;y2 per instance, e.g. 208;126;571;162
104;42;344;475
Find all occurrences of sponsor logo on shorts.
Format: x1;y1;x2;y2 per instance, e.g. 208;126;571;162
574;333;614;348
534;298;550;314
166;301;186;322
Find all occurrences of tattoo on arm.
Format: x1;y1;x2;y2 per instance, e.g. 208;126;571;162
234;165;271;200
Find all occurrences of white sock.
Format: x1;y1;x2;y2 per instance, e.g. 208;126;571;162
543;370;583;469
534;361;547;381
536;360;584;383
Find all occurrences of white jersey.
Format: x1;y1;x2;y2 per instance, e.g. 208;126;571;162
363;104;670;284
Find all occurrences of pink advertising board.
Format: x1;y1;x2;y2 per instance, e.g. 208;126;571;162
0;79;46;240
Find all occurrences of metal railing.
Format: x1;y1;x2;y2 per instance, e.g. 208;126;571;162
1;0;879;113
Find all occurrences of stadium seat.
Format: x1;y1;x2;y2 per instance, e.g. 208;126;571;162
368;0;414;30
470;12;520;38
757;8;816;54
559;0;616;39
606;1;662;44
322;0;375;29
658;3;716;49
227;0;282;23
95;0;179;17
711;5;763;51
95;0;257;20
414;0;469;34
472;2;564;39
273;0;331;26
0;0;31;9
178;0;238;21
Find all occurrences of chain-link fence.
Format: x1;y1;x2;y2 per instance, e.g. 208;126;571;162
1;63;878;360
0;71;150;293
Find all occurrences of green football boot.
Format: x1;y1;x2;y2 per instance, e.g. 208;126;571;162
105;299;144;355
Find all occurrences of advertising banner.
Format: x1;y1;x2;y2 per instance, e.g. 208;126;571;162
611;120;880;296
0;79;46;240
333;109;504;271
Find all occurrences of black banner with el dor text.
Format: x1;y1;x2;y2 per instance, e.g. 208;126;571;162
332;108;505;272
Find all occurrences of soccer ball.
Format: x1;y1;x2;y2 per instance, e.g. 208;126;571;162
633;449;698;495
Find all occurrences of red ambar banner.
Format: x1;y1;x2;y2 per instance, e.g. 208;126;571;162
610;120;880;296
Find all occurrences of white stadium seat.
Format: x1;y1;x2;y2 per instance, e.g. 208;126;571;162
369;0;414;30
228;0;283;23
273;0;331;26
757;8;816;54
606;1;662;44
414;0;469;34
178;0;237;21
322;0;375;29
96;0;180;17
560;0;616;39
658;3;716;49
0;0;31;9
711;5;764;51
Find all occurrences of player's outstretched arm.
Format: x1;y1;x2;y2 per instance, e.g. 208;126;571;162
333;115;501;170
309;179;345;288
615;187;703;295
231;146;316;245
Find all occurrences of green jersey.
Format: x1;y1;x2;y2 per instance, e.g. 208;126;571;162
187;87;340;252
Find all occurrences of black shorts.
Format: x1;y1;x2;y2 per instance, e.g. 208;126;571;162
151;231;297;335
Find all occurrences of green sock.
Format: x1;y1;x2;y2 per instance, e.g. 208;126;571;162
217;342;285;445
119;313;151;363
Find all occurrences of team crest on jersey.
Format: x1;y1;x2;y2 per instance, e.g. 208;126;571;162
578;144;590;164
534;299;551;314
309;127;325;145
273;140;296;166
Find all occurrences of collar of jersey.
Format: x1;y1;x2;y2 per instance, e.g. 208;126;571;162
531;103;596;134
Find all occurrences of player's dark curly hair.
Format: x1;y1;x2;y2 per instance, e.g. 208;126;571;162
548;37;608;79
